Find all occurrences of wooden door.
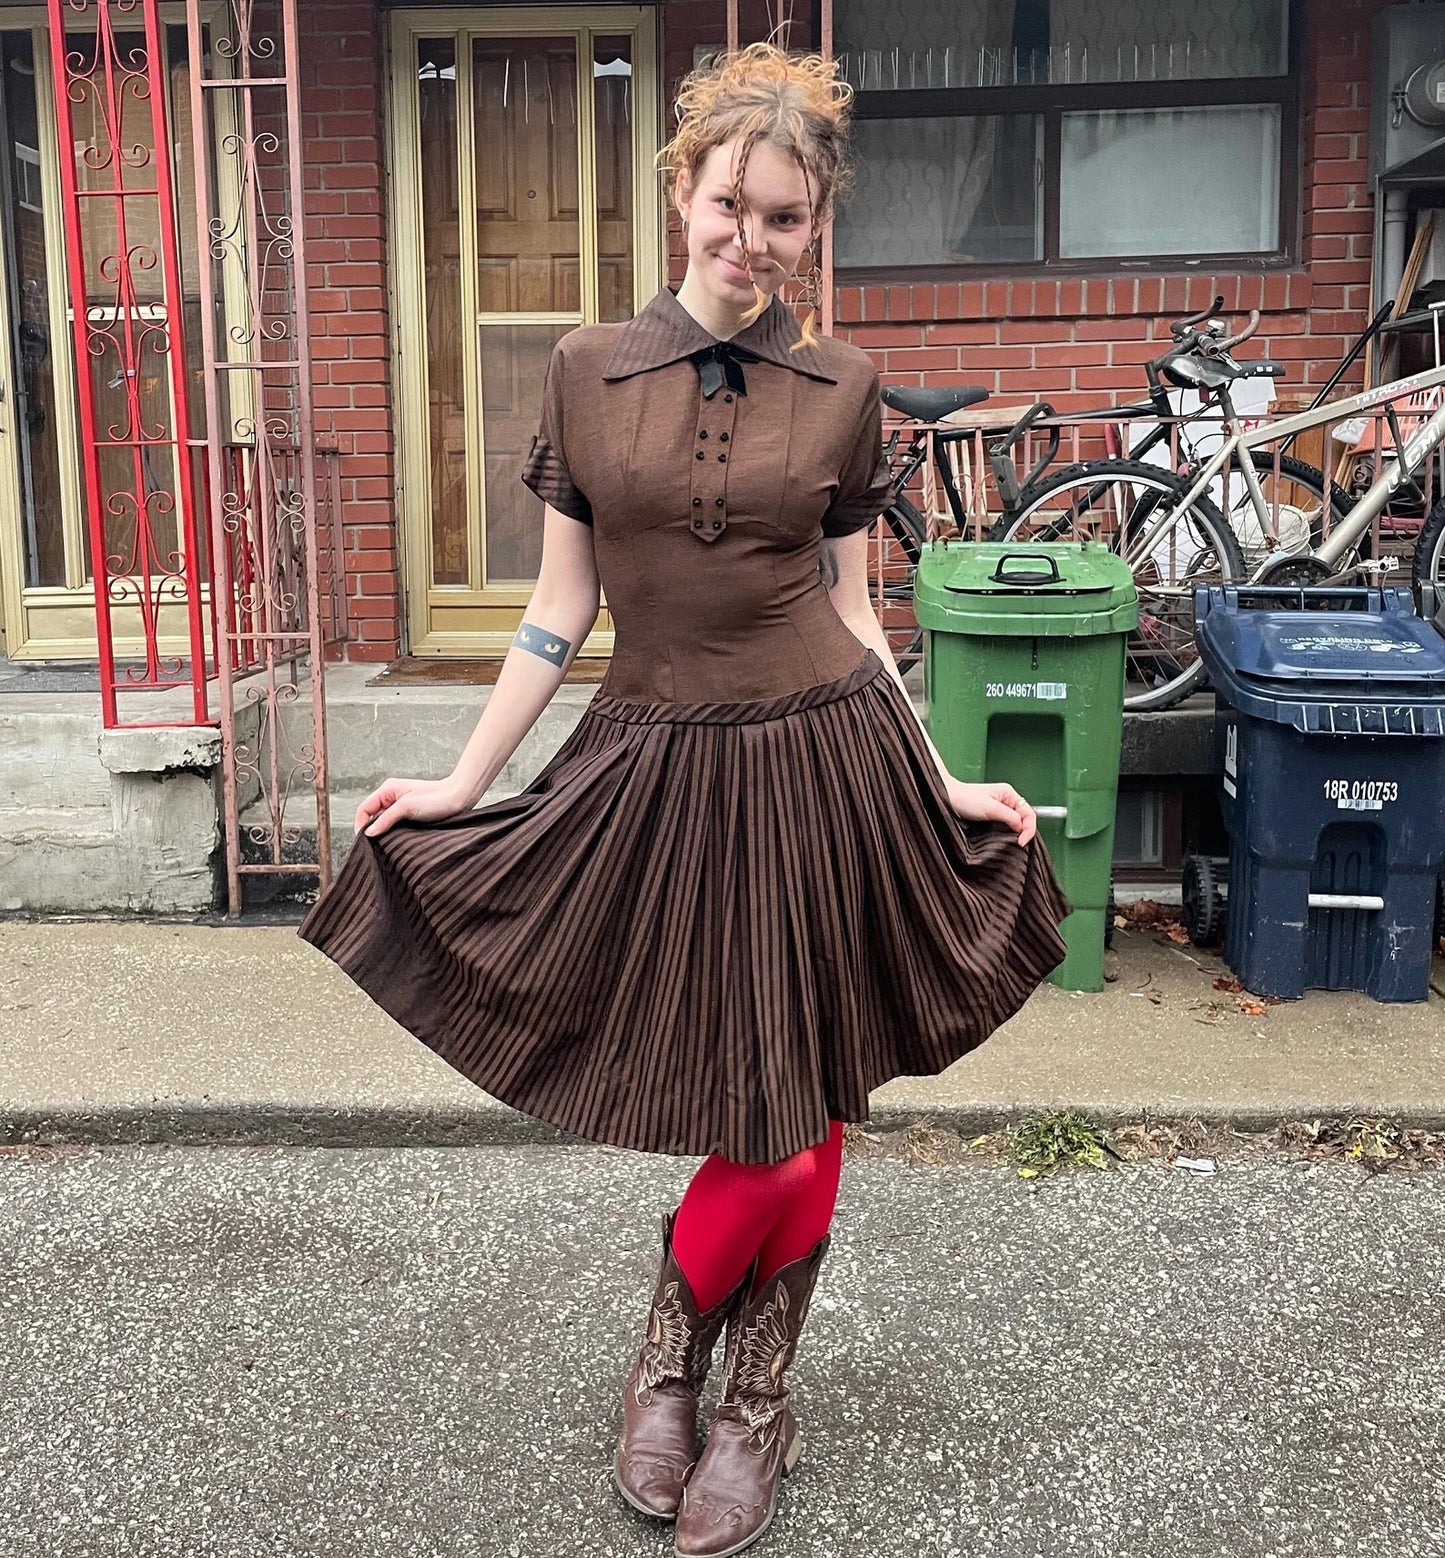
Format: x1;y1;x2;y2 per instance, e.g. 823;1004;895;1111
391;6;660;656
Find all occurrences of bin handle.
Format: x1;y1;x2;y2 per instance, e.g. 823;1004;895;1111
1033;805;1068;820
991;552;1062;587
1219;585;1387;612
1308;893;1383;911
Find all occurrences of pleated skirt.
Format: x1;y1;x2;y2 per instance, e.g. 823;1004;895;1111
298;651;1068;1164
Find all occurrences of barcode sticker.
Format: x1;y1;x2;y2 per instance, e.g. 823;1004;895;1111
1338;796;1384;812
985;680;1071;700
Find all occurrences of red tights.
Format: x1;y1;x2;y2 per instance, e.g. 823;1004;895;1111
670;1121;846;1312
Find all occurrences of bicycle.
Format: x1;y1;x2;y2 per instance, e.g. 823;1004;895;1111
1019;303;1445;711
872;384;1049;673
877;305;1349;675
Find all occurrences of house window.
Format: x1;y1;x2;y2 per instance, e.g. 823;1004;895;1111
13;141;42;213
829;0;1297;274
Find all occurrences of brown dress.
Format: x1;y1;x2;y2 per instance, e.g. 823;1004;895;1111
299;288;1068;1164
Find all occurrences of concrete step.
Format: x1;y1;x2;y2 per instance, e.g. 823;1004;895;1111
235;781;527;908
1120;693;1214;776
240;667;1217;911
273;665;596;794
285;666;1216;795
0;803;114;846
0;806;139;913
0;707;110;812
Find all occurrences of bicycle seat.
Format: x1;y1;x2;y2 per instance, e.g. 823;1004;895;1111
881;385;990;421
1162;354;1285;391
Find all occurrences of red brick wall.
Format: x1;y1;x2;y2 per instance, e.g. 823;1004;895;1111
300;1;397;662
662;0;1389;414
306;0;1388;660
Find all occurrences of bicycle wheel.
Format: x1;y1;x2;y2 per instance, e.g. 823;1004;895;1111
876;496;926;675
988;458;1245;712
1410;495;1445;631
1216;452;1350;570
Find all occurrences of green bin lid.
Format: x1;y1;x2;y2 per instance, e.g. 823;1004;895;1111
914;540;1139;637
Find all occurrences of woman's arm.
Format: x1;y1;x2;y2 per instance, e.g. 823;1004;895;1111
819;529;944;774
359;506;601;835
821;529;1036;845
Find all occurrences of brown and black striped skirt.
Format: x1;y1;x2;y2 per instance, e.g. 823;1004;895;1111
298;651;1068;1164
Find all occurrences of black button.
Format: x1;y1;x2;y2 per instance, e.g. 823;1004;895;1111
719;433;729;442
715;497;724;506
692;497;701;506
698;430;708;439
718;453;726;462
696;451;705;460
724;394;734;403
711;520;722;530
692;517;703;528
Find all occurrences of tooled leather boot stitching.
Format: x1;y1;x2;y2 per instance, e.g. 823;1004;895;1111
614;1213;750;1522
673;1236;830;1558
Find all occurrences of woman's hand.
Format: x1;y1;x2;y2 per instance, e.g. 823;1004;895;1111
355;776;476;839
942;777;1037;846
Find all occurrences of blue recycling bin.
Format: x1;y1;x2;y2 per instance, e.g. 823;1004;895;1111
1194;585;1445;1002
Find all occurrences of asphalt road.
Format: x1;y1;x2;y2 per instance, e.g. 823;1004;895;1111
2;1144;1442;1558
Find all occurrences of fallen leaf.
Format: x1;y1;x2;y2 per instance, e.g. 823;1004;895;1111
1236;996;1269;1017
1213;976;1244;994
1117;898;1177;927
1163;924;1191;945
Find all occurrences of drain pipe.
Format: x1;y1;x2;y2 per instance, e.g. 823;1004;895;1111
1377;184;1409;317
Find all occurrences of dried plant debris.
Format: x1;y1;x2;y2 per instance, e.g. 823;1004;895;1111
1115;898;1191;942
846;1113;1445;1175
1107;1117;1219;1162
1274;1116;1445;1173
843;1120;976;1165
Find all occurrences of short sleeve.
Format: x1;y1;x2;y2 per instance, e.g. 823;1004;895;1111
521;342;594;525
820;375;895;537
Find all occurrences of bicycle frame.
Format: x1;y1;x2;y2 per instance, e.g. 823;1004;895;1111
1122;361;1445;580
887;421;1033;538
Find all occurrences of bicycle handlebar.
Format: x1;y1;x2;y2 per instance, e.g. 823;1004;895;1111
1170;296;1226;340
1207;310;1261;356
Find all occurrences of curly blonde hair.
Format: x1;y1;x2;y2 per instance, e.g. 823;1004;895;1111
657;41;854;348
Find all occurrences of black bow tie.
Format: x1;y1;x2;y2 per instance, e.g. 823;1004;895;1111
687;340;761;398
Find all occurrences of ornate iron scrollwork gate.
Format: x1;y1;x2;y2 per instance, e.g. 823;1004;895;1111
45;0;338;913
185;0;339;914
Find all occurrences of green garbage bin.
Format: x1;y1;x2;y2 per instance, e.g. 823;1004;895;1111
915;541;1139;992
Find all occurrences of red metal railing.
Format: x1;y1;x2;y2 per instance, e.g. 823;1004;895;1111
46;0;210;726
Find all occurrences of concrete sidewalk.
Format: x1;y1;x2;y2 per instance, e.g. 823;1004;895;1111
3;919;1444;1145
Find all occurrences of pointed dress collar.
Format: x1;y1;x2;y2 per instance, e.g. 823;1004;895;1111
601;286;838;386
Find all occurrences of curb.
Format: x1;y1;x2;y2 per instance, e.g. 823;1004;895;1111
6;1099;1445;1150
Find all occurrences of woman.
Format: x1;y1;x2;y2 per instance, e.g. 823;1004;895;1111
300;41;1067;1558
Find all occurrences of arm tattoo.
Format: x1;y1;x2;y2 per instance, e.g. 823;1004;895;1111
818;544;841;590
512;621;572;668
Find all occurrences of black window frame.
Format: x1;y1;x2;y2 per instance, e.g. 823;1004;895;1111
816;0;1303;280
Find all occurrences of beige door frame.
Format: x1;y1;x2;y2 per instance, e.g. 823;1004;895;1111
386;5;663;657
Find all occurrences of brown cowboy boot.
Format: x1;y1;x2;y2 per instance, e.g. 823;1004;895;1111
614;1214;750;1522
673;1236;830;1558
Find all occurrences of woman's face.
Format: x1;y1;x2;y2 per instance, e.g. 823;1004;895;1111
675;137;817;305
